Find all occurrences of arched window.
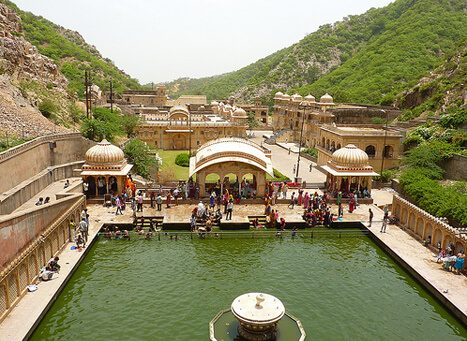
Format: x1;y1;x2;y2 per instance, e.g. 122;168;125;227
365;145;376;157
383;146;394;158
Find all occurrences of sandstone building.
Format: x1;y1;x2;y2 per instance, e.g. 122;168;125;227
272;92;404;170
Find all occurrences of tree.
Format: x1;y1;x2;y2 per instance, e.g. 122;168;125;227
81;118;115;142
123;139;158;178
121;114;143;138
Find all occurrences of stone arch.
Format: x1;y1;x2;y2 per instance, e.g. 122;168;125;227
423;222;433;241
86;176;96;197
394;203;401;218
432;227;442;248
365;145;376;157
408;213;416;232
416;218;424;237
8;275;18;303
454;241;465;254
0;284;7;314
326;139;330;149
384;145;394;158
52;232;59;254
19;264;28;292
28;255;37;282
401;208;408;226
241;173;257;197
322;137;325;147
443;234;454;250
204;172;221;196
45;239;52;261
336;143;341;150
38;245;45;268
61;225;67;245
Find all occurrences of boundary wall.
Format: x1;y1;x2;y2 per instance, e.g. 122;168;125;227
0;133;95;195
392;195;466;252
0;194;85;321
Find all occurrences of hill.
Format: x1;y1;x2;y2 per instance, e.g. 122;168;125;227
6;0;140;98
394;37;467;121
166;0;467;107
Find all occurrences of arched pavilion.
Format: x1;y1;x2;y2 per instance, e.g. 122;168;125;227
80;139;133;197
189;138;273;197
322;144;378;197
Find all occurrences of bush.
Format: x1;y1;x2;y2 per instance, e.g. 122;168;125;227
175;153;190;167
38;99;55;118
302;148;318;158
271;168;290;181
124;139;158;178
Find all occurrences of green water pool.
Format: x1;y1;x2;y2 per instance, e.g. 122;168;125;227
30;235;467;340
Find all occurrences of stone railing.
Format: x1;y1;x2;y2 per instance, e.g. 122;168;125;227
0;195;85;321
393;195;467;250
0;133;82;163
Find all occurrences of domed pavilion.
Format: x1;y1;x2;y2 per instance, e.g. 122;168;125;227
189;138;273;197
322;144;378;197
80;139;133;197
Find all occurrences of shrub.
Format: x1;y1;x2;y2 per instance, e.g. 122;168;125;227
38;99;55;118
175;153;190;167
271;168;290;181
302;148;318;158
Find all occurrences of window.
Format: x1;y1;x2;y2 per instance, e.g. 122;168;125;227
154;141;158;146
200;131;204;135
197;141;200;146
365;145;376;157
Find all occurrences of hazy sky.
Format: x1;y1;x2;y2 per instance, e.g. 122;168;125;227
12;0;394;84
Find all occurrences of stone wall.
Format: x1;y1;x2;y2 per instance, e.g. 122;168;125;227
442;153;467;181
0;194;84;269
0;133;95;195
0;195;85;320
0;161;84;215
392;195;466;252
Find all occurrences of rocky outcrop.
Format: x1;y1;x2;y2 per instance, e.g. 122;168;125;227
0;3;68;88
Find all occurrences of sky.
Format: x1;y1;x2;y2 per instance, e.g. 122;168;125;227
11;0;394;85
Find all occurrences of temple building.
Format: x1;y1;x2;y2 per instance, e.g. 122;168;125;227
272;91;404;170
189;138;273;197
80;139;133;197
136;103;248;150
322;144;379;198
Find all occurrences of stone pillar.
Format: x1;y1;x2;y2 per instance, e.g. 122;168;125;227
198;171;206;197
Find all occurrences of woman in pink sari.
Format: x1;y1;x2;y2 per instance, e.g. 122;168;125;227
303;192;310;209
349;194;355;213
297;189;303;206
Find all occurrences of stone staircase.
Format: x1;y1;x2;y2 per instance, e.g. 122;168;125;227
265;129;290;144
133;216;164;230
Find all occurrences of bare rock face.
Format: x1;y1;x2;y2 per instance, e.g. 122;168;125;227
0;3;68;88
0;3;71;138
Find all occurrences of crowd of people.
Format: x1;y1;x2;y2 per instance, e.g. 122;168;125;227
435;242;465;275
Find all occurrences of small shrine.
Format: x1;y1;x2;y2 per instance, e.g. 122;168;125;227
322;144;379;197
80;139;133;197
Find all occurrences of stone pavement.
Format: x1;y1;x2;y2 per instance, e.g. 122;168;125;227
13;177;81;213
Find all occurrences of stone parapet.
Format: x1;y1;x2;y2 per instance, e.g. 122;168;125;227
0;195;85;321
392;195;466;251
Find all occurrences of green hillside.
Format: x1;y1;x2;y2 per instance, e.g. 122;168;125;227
166;0;467;106
6;0;140;98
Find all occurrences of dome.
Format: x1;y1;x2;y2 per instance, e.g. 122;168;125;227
232;107;247;117
281;94;291;101
85;139;125;164
198;105;205;111
291;93;303;103
274;91;283;100
319;93;334;105
331;144;368;165
304;94;316;103
211;101;219;106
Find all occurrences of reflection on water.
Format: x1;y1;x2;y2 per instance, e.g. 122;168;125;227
31;236;467;340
